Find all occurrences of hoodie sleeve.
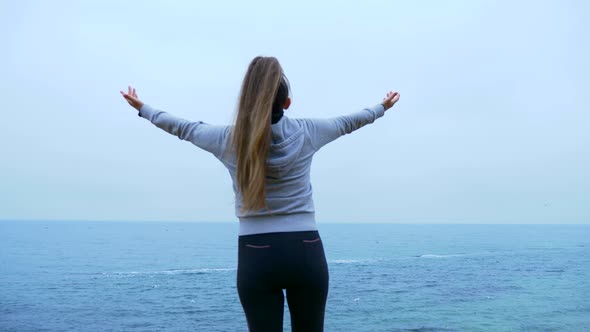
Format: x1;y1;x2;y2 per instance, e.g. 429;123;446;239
301;104;386;151
138;104;229;158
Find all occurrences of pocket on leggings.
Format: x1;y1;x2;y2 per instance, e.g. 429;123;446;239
241;241;273;258
244;243;271;249
301;236;327;270
239;241;274;271
302;237;321;243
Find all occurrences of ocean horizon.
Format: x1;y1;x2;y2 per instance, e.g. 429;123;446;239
1;221;589;331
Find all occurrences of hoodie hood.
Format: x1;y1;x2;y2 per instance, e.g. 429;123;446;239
266;116;305;179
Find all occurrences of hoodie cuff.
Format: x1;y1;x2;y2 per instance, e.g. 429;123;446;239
138;104;157;120
372;103;386;118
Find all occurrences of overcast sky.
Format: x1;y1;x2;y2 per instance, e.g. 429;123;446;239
1;0;588;223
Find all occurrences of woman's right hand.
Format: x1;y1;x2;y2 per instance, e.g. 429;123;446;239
381;91;400;111
120;85;144;111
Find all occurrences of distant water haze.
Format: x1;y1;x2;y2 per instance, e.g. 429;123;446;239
1;1;588;223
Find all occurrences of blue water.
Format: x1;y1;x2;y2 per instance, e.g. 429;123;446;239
1;221;589;331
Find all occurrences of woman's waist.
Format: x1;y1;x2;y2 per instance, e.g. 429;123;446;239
238;212;317;236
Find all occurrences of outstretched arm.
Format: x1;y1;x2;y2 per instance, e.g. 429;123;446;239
302;91;400;151
120;86;229;158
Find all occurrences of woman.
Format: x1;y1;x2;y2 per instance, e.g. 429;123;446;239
120;56;400;332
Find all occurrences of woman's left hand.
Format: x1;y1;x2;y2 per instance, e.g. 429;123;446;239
120;85;144;111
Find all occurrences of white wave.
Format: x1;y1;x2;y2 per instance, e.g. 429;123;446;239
417;253;467;258
329;259;374;264
103;268;235;276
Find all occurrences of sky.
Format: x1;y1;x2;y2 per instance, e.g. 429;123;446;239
1;0;588;224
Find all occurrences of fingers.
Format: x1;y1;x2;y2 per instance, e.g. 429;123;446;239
385;91;399;101
381;91;400;109
120;90;131;101
121;86;139;100
120;90;138;105
120;90;131;100
120;92;133;106
126;94;138;103
124;85;139;98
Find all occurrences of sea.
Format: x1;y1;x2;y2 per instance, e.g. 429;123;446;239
1;221;589;332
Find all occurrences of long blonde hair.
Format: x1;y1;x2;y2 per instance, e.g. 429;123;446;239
230;56;289;214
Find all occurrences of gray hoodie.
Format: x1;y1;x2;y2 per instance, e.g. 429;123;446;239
138;103;386;235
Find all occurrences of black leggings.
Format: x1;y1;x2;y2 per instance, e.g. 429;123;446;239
237;230;329;332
